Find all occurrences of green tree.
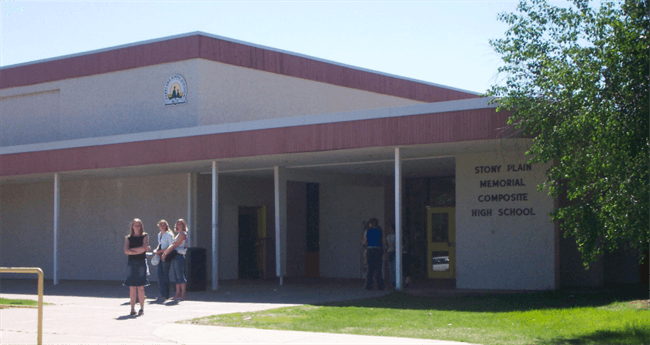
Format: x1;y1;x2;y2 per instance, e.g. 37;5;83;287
487;0;649;265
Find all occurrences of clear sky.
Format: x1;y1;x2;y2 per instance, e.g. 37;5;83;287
0;1;548;94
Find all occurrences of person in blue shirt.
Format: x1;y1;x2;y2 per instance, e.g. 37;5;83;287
362;218;385;290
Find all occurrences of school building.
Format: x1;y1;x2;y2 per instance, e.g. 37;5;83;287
0;32;640;290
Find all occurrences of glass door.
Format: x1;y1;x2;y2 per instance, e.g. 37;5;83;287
427;207;456;279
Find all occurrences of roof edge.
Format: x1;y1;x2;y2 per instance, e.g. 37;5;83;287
0;97;498;156
1;31;479;96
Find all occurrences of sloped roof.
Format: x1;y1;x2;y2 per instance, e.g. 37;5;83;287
0;32;478;102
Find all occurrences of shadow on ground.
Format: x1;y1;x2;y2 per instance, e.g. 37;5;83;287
0;278;385;305
536;326;650;345
322;284;649;313
2;278;647;312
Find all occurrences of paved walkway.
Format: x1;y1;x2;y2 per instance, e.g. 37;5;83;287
0;279;479;344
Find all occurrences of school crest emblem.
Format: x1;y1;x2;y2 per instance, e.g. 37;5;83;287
164;74;187;106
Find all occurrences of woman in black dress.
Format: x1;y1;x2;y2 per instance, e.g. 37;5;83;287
123;218;150;316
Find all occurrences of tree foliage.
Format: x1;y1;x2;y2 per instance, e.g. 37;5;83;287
487;0;649;265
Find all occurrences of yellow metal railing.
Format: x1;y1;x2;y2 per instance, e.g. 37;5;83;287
0;267;44;345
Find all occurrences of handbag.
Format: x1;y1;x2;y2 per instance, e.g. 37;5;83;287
163;249;177;262
151;244;161;266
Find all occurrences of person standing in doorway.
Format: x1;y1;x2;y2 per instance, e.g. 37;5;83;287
123;218;150;316
154;220;174;301
164;219;188;301
362;218;385;290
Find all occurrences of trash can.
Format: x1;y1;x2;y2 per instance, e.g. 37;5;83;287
184;247;207;291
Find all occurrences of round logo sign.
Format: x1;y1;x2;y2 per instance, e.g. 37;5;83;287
164;74;187;106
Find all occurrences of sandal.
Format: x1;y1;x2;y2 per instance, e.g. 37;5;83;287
130;310;136;316
138;309;144;316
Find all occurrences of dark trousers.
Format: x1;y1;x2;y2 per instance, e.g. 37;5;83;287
365;248;384;290
157;260;171;299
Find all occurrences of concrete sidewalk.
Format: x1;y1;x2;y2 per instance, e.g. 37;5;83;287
0;279;478;344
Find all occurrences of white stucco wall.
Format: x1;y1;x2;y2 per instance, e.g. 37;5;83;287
319;184;384;279
0;90;61;146
0;174;187;281
1;58;422;148
0;60;200;147
196;59;423;125
0;182;54;279
0;168;387;282
455;141;556;290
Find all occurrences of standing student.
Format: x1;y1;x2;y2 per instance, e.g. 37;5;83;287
164;219;188;301
154;220;174;300
362;218;385;290
123;218;150;316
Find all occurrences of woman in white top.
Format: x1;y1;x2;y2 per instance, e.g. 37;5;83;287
164;219;188;301
154;220;174;300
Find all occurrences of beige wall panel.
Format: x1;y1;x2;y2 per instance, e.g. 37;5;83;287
0;174;187;281
197;59;423;125
319;184;384;279
0;182;54;279
0;90;61;146
455;141;555;290
59;174;187;281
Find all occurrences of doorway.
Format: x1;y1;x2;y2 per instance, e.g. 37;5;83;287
427;207;456;279
404;176;456;280
238;206;267;279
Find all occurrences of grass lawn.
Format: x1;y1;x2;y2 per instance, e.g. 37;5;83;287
185;287;650;345
0;297;42;307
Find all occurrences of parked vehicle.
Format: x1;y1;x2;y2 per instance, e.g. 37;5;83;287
432;256;449;271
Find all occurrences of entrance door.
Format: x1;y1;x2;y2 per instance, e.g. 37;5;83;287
427;207;456;279
239;206;267;279
238;208;258;279
255;206;267;279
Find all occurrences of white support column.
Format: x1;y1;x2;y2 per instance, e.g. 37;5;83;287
274;166;287;285
187;173;194;247
211;162;219;290
53;173;60;285
192;173;198;247
395;148;402;291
